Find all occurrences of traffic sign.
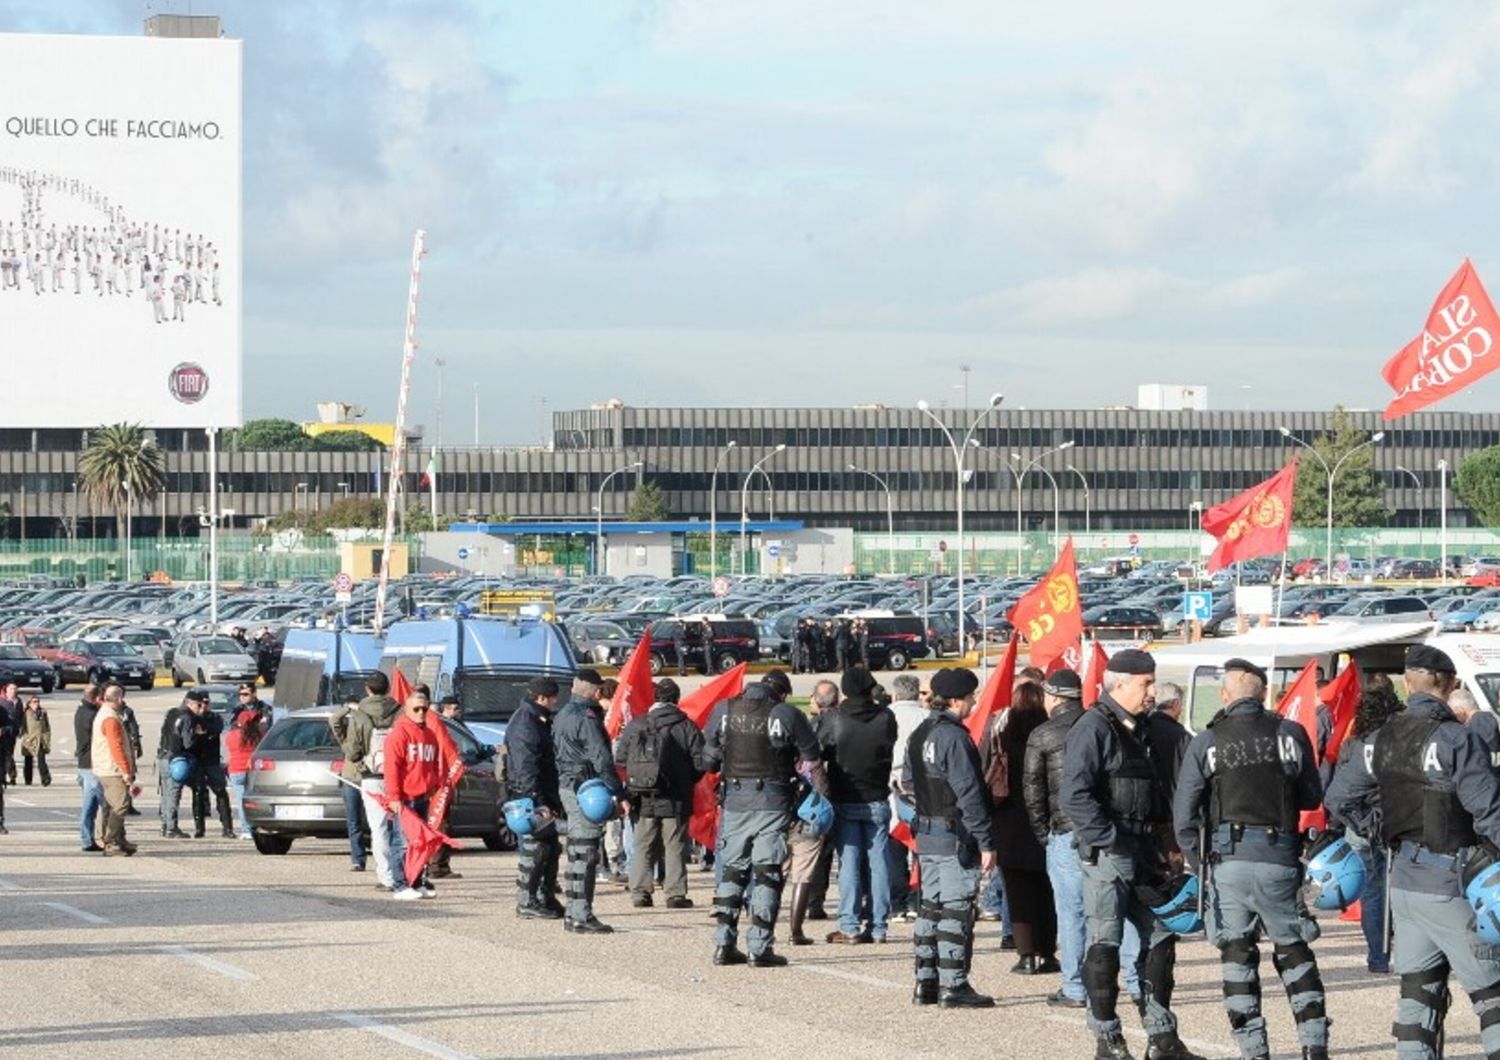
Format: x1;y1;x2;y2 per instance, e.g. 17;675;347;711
712;576;730;598
767;543;781;558
457;546;470;561
333;572;353;593
1183;591;1213;622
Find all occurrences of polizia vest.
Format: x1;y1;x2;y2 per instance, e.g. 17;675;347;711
722;695;791;782
1374;712;1476;854
1207;710;1298;833
909;716;959;823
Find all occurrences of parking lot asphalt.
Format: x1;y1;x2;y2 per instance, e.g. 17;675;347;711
0;685;1482;1059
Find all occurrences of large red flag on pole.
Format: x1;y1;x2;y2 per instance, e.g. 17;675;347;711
389;666;414;706
1007;539;1083;671
965;634;1018;744
1320;661;1362;766
604;631;655;741
1275;661;1326;832
1383;260;1500;420
680;663;748;852
1201;462;1297;573
1082;640;1110;708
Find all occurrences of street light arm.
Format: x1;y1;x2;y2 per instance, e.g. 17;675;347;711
1279;427;1331;475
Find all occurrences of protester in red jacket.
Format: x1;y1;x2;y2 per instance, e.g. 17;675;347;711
383;692;452;900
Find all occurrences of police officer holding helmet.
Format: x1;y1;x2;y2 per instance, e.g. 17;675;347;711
700;670;827;968
902;667;996;1008
1173;658;1327;1060
1327;644;1500;1060
552;668;627;934
1060;648;1201;1060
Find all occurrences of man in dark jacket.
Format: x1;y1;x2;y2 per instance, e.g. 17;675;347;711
157;692;199;839
820;666;898;943
74;684;103;850
506;677;564;918
616;678;704;909
180;693;234;838
552;668;626;934
0;692;13;834
330;672;402;890
0;681;20;785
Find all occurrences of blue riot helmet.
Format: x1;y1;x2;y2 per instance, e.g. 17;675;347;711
1145;873;1203;935
797;790;835;837
1305;835;1366;912
503;798;539;836
168;756;195;784
1465;844;1500;946
576;778;617;824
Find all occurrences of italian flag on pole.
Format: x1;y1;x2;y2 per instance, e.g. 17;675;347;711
418;452;438;489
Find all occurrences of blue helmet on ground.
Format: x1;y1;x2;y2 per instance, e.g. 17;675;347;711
1464;844;1500;946
576;778;617;824
798;790;835;836
1144;873;1203;935
503;798;539;836
168;756;195;784
1305;835;1366;911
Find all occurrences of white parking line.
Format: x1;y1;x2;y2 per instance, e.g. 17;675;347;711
797;965;905;989
10;797;35;807
157;945;258;981
332;1013;474;1060
41;901;109;925
0;877;20;890
47;809;73;818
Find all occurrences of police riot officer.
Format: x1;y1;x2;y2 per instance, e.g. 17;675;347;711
902;667;996;1008
1060;648;1202;1060
505;676;564;920
1173;658;1327;1060
551;669;627;934
1327;644;1500;1059
700;670;827;967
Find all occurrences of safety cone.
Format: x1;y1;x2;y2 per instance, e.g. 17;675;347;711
1339;900;1362;922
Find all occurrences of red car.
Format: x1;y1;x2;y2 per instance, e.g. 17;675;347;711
1;628;64;665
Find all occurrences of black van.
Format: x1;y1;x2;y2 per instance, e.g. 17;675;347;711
648;615;761;675
843;611;930;671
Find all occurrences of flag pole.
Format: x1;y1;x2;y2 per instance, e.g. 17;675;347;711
1265;548;1290;705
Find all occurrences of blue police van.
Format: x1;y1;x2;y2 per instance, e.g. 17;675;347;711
272;629;387;710
377;615;576;744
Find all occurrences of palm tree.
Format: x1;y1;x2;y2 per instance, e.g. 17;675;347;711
78;423;165;543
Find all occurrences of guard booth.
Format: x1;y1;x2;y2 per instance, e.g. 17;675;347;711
340;541;409;580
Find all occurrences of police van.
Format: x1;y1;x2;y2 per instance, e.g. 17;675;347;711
273;629;385;710
377;614;576;744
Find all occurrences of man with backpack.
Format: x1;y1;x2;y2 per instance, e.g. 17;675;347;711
616;678;705;909
332;672;403;892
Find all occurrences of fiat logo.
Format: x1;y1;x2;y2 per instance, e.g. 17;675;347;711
168;362;209;404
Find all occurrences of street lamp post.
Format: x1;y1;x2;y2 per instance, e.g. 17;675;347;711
708;441;737;580
1279;426;1384;576
739;444;787;576
1395;465;1423;556
918;394;1004;642
1189;501;1204;578
848;464;895;574
1010;441;1076;569
1067;464;1092;545
123;481;132;583
595;461;642;577
1439;458;1450;583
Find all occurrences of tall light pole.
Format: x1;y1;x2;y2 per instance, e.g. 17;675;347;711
595;460;641;577
918;393;1004;640
1067;464;1091;546
1189;500;1204;578
1011;440;1075;570
1279;426;1384;576
708;441;737;580
1439;458;1450;583
739;444;786;576
433;356;446;449
123;480;132;583
848;464;895;574
1395;465;1423;556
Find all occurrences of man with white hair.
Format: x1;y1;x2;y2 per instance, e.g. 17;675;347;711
1450;687;1500;767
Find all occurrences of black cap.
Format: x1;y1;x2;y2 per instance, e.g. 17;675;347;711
1043;669;1082;699
931;668;980;700
575;668;604;687
653;677;680;704
1223;657;1268;684
841;667;877;696
762;670;793;698
525;676;559;698
1406;644;1457;675
438;694;460;707
184;689;209;703
1107;649;1156;676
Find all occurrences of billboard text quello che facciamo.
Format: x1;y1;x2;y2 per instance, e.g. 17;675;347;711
0;32;241;428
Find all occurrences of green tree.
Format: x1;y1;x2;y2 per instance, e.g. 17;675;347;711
627;480;670;522
78;423;166;539
1289;408;1388;528
314;430;383;452
1457;446;1500;526
403;503;451;532
228;418;314;451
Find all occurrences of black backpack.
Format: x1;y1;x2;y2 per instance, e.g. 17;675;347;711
624;717;669;795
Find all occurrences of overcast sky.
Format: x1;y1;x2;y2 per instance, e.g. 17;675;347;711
7;1;1500;442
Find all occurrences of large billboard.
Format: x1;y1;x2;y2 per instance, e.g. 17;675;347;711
0;32;241;428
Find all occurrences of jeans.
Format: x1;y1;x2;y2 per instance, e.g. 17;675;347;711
1357;841;1389;970
340;780;367;868
834;800;892;938
388;794;429;889
360;778;403;889
1048;833;1088;1001
77;768;103;848
227;773;252;838
980;867;1014;937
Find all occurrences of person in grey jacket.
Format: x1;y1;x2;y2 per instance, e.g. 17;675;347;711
551;669;626;934
331;672;401;889
615;678;704;909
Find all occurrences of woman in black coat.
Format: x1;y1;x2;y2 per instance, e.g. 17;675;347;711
984;681;1058;975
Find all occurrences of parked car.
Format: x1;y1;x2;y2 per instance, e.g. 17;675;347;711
837;611;930;671
53;637;155;690
563;619;637;667
1436;598;1500;633
646;616;760;675
1327;595;1434;624
1;628;64;665
1081;605;1164;641
0;643;55;692
172;634;259;687
242;707;504;856
1381;558;1441;580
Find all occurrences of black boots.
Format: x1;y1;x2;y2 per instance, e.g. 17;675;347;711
787;883;813;946
712;945;747;966
937;983;995;1009
1095;1034;1134;1059
1144;1034;1205;1060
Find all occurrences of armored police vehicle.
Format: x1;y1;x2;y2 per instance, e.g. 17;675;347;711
272;629;386;710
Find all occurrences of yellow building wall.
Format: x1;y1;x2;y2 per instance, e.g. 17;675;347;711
304;422;397;446
341;542;409;580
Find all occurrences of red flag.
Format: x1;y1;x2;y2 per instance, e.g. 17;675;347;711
1083;641;1110;708
680;662;748;852
604;631;655;741
1320;661;1362;766
890;818;916;852
1202;462;1297;573
688;773;722;850
965;633;1018;744
1383;259;1500;419
1275;661;1325;832
398;802;462;884
389;666;414;706
1007;539;1084;671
